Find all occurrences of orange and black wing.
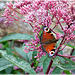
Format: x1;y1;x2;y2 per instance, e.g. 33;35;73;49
40;26;57;56
40;26;56;44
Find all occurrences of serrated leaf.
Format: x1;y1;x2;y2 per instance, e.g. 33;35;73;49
43;57;52;74
52;67;63;74
0;33;34;42
0;50;36;74
0;57;13;71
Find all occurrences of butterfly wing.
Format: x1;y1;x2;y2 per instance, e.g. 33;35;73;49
40;27;57;44
42;43;55;52
40;26;57;56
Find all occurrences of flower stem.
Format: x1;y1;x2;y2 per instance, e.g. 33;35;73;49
31;62;34;67
46;58;53;74
56;17;64;30
69;48;75;59
58;40;70;52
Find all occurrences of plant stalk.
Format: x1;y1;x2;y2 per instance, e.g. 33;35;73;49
69;48;74;59
46;58;53;74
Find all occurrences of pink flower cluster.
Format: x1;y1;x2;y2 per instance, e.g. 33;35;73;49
3;0;75;59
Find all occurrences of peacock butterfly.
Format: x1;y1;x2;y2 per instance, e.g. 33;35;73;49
40;26;58;56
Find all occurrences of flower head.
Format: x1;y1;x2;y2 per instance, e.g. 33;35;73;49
3;0;75;60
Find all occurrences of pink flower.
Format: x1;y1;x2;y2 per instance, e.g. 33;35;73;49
13;66;20;70
56;33;61;39
24;49;28;53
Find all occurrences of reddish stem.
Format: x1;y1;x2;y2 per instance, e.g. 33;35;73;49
56;17;64;30
50;28;57;34
8;7;21;14
52;24;57;30
46;58;53;74
51;15;54;21
29;23;34;29
31;62;34;67
69;49;74;59
70;49;74;56
55;35;65;52
58;40;70;52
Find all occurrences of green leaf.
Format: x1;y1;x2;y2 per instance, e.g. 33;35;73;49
58;63;75;70
39;30;42;35
74;31;75;34
0;33;34;42
6;48;14;55
43;57;52;74
0;57;13;71
5;67;12;74
58;51;63;55
67;43;75;49
32;51;38;69
14;47;28;62
38;62;43;67
0;50;36;74
56;39;62;48
52;67;63;74
15;45;33;63
27;51;33;64
62;57;75;65
32;51;37;62
2;41;10;49
64;70;72;74
52;56;64;67
39;55;47;62
53;56;75;70
71;70;75;74
9;41;14;48
56;56;65;64
38;55;48;67
56;29;64;33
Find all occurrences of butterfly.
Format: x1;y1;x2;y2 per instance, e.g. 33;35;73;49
40;26;58;56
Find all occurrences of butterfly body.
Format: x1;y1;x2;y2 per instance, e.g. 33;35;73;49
40;26;57;56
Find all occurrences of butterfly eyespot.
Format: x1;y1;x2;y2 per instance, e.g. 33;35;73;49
44;27;49;32
51;52;54;54
49;51;55;56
